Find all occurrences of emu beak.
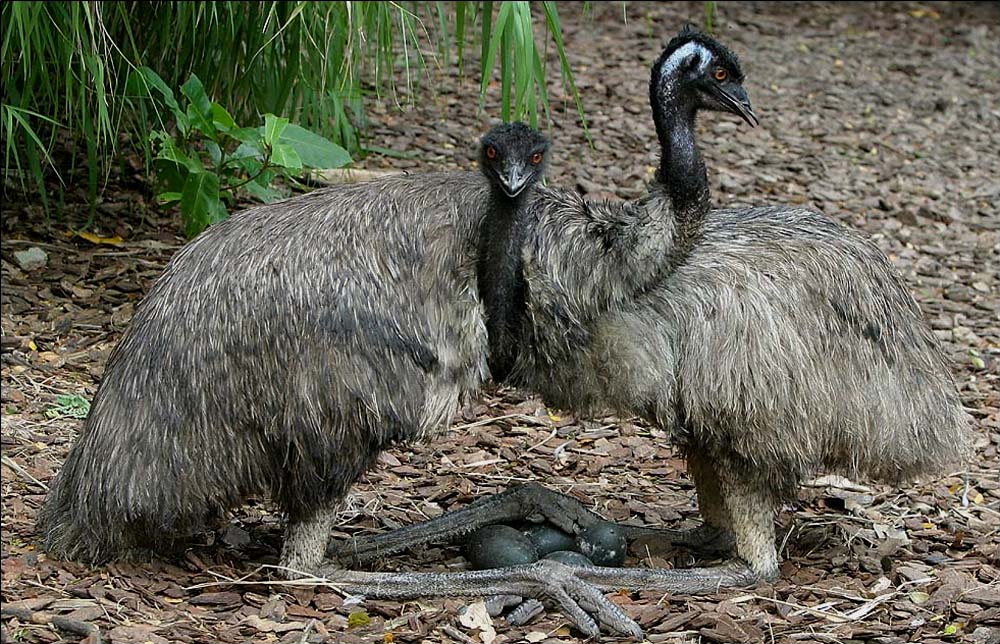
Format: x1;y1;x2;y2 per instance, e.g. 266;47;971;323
718;85;759;128
499;163;531;198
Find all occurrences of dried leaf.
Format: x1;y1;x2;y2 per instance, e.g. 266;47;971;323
75;231;125;245
458;601;497;644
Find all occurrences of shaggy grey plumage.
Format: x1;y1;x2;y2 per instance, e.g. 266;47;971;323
38;175;493;567
514;29;970;583
331;29;970;598
35;135;644;639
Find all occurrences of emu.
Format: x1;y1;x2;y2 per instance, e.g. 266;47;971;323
36;125;641;638
334;28;970;600
476;122;549;383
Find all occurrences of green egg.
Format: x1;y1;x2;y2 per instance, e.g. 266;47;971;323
465;524;540;570
519;522;577;556
577;520;627;567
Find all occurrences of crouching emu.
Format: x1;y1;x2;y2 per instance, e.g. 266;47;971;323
332;28;970;600
36;124;643;638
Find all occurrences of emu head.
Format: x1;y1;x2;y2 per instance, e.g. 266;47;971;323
479;122;550;199
650;25;758;127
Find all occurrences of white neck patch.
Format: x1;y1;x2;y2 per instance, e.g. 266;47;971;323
659;41;713;82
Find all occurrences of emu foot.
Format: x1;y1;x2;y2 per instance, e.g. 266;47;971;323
626;523;735;556
481;557;759;629
311;559;644;639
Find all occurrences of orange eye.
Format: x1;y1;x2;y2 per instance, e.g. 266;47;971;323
530;152;543;165
714;68;728;81
485;145;497;160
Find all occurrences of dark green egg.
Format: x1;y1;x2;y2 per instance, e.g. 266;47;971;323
519;522;577;556
577;520;627;567
544;550;594;567
465;525;540;570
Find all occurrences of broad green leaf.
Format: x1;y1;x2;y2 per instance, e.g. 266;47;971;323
263;113;289;146
130;67;189;134
157;191;183;204
270;142;303;170
210;103;236;132
275;124;352;169
180;75;211;118
154;133;204;173
229;127;264;145
180;170;227;237
230;143;265;165
181;75;216;138
244;180;287;203
205;140;222;167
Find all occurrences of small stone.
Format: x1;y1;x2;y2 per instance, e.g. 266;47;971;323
13;247;47;271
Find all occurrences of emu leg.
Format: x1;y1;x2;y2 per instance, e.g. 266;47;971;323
330;482;605;565
331;481;734;566
686;449;735;551
630;450;735;556
717;470;780;582
285;504;643;638
281;507;338;576
308;559;643;639
569;470;777;593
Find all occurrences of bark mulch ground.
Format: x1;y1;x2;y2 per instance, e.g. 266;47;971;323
2;2;998;643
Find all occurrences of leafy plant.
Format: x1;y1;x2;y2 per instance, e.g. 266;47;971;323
45;394;91;420
2;1;590;219
476;1;585;129
134;69;352;237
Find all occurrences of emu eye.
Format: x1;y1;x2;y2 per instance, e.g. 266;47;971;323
485;145;497;160
714;68;728;81
530;152;543;165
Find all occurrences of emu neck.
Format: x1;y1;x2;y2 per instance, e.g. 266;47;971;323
476;188;529;382
654;101;710;246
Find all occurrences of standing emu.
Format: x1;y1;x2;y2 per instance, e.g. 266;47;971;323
36;125;641;638
334;28;970;599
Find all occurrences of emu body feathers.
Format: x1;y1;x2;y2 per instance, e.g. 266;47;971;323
39;174;494;562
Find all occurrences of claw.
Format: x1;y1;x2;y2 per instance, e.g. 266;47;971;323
505;598;544;626
485;594;524;617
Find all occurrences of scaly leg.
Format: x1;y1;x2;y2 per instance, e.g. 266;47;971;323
629;449;735;556
311;476;780;636
305;559;642;639
283;502;642;639
568;467;777;593
330;482;606;565
281;507;338;576
717;469;780;582
332;481;737;567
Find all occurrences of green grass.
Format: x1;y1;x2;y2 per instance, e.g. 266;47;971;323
2;1;590;221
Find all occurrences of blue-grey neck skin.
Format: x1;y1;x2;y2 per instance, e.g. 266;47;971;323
476;192;530;382
649;48;711;227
